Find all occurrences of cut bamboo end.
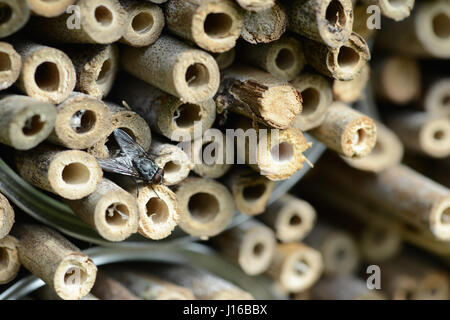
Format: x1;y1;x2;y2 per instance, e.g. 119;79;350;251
15;41;76;104
0;95;56;150
0;0;30;38
374;55;421;105
165;0;243;53
424;78;450;116
304;32;371;81
91;271;139;300
120;0;164;47
241;36;306;81
333;63;370;103
236;0;274;12
226;169;274;216
213;49;235;70
241;1;287;44
312;276;386;300
343;122;404;173
360;221;403;263
13;224;97;300
65;179;139;242
0;192;14;239
287;0;353;48
48;93;111;150
363;0;415;21
310;102;377;158
217;65;302;129
88;103;151;159
16;145;103;200
0;236;20;285
261;194;316;242
416;272;449;300
291;73;333;131
26;0;76;17
0;42;21;90
121;35;220;103
174;177;234;239
213;220;276;275
267;242;323;293
69;44;119;100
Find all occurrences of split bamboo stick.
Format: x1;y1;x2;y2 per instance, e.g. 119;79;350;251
236;0;275;12
16;145;103;200
0;42;21;90
333;63;370;103
0;0;29;38
0;95;56;150
362;0;415;21
12;224;97;300
0;192;13;239
91;271;140;300
0;235;20;285
27;0;76;17
312;275;386;300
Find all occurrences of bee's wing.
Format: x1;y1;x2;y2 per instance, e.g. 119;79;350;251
97;156;141;178
114;128;148;157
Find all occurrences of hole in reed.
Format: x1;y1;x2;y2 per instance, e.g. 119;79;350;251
326;0;346;28
271;142;294;163
22;115;45;136
174;103;202;128
185;63;209;88
146;197;170;224
275;48;295;70
294;258;310;277
0;4;12;25
63;266;88;287
35;62;60;92
203;13;233;39
289;214;302;226
132;12;154;34
432;13;450;39
71;110;97;134
95;5;113;27
164;161;181;174
433;130;445;141
188;192;219;223
301;88;320;116
62;163;91;185
0;248;8;269
105;203;129;227
0;52;11;72
96;59;112;84
253;243;265;257
243;184;266;202
441;207;450;225
337;46;360;71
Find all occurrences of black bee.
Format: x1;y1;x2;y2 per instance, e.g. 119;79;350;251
97;129;164;185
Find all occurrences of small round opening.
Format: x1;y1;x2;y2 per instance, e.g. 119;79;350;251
146;197;170;224
355;129;366;146
301;88;320;116
441;207;450;225
0;52;12;72
442;95;450;106
132;12;154;34
0;4;12;25
203;13;233;39
295;258;310;277
70;110;97;134
34;62;60;92
337;46;360;70
105;128;136;156
289;214;302;226
326;0;346;28
105;203;129;227
433;130;445;141
61;162;91;185
275;48;295;70
95;6;113;27
96;59;112;84
188;192;220;223
174;103;202;128
63;267;88;287
335;248;347;261
185;63;209;88
243;184;266;202
253;243;265;257
164;161;181;174
372;230;387;245
0;248;8;269
432;13;450;39
22;115;45;136
270;142;294;163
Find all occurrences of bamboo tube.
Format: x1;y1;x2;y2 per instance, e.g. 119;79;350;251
260;194;316;242
225;168;274;216
0;235;20;285
0;95;56;150
213;49;235;70
120;0;164;47
376;1;450;58
14;40;76;104
267;242;323;293
87;102;151;159
65;178;139;242
352;4;377;41
0;0;30;38
212;220;276;275
0;42;21;90
303;32;371;81
233;118;312;181
343;121;404;173
66;44;119;100
290;72;333;131
173;177;234;239
423;78;450;116
310;102;377;158
29;0;127;44
0;192;13;239
16;145;103;200
12;224;97;300
26;0;76;17
388;112;450;158
149;137;192;186
240;1;287;44
286;0;353;48
305;223;359;276
91;271;140;300
312;276;385;300
35;286;99;300
165;0;243;53
112;74;216;141
151;265;254;300
236;0;274;12
362;0;415;21
333;63;370;103
108;270;195;300
240;36;306;81
121;35;220;103
373;55;421;105
48;93;111;150
216;65;302;129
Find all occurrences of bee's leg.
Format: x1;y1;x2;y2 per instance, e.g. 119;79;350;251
129;177;139;198
150;184;161;200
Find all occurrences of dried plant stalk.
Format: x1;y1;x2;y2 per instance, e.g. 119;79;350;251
91;271;140;300
26;0;76;17
0;235;20;285
236;0;274;12
0;42;22;90
333;63;370;103
0;0;30;38
0;192;14;239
